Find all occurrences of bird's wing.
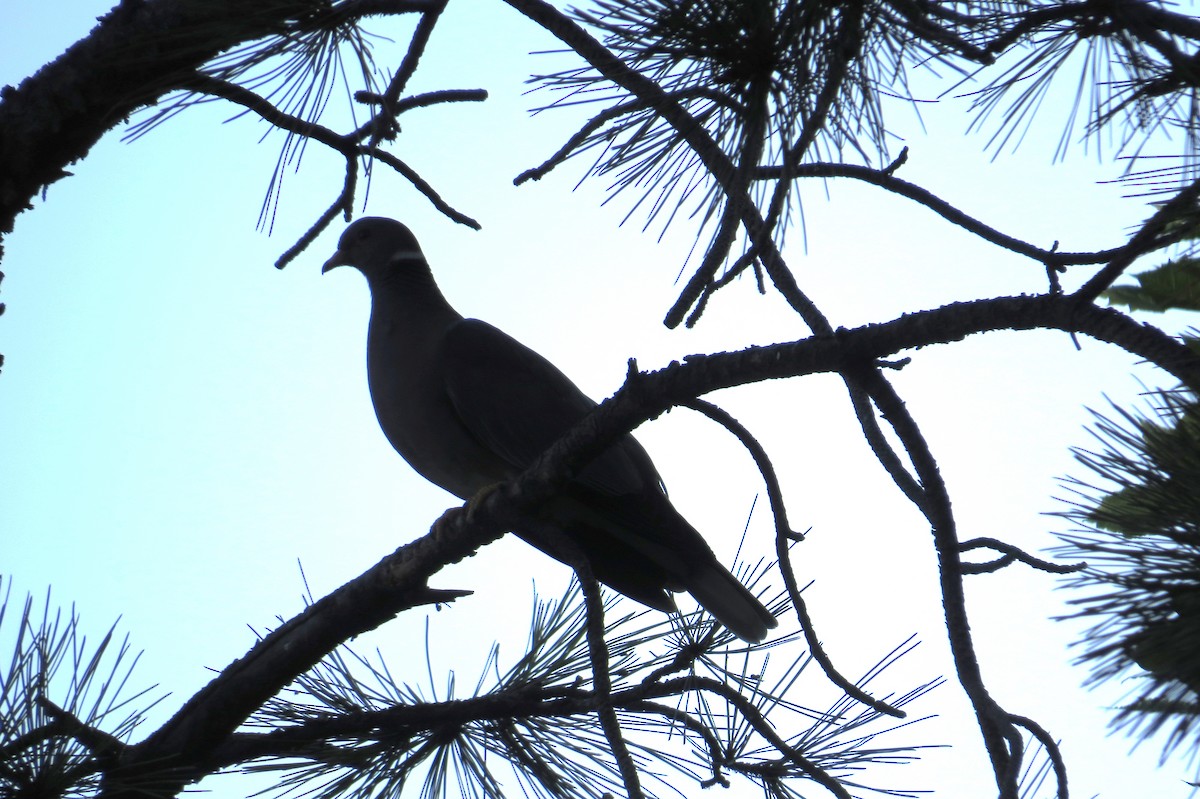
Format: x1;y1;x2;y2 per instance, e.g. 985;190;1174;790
441;319;655;497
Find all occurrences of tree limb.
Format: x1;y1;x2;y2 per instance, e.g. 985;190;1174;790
87;292;1200;796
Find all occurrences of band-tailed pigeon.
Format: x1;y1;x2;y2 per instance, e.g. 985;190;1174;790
323;217;776;642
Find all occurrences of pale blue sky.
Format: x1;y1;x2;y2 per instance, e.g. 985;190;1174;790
2;2;1196;797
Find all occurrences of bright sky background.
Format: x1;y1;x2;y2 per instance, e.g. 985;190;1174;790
3;2;1198;798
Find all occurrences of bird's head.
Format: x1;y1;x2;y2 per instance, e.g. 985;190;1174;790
322;217;425;278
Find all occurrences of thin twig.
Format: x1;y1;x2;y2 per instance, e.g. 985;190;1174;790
682;399;904;719
516;88;738;186
558;537;645;799
680;246;761;329
37;697;126;757
1008;715;1068;799
627;699;730;787
659;676;852;799
1073;174;1200;303
960;537;1085;575
184;72;349;150
495;722;569;795
665;199;744;329
182;72;481;255
756;160;1122;269
843;380;926;511
366;0;447;150
276;153;358;268
364;147;481;228
852;367;1022;797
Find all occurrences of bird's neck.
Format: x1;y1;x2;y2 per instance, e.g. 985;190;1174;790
366;267;461;337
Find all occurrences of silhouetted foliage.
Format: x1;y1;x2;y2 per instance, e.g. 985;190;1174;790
4;2;1200;798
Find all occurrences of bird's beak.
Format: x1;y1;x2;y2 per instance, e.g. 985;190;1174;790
321;250;349;274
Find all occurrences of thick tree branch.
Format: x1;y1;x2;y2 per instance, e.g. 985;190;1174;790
79;294;1200;796
0;0;471;262
0;1;423;249
203;672;844;795
102;513;490;797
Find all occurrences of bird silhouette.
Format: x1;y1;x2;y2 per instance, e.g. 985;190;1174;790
323;217;776;642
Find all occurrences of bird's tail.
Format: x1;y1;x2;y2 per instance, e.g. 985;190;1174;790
688;564;778;643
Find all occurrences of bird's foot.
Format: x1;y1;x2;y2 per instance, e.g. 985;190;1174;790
465;481;506;523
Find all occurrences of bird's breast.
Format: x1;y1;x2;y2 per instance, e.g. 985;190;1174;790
366;320;512;500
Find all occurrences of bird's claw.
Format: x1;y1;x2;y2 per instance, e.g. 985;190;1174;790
465;482;505;523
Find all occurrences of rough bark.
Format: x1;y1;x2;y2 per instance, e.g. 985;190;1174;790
0;0;336;248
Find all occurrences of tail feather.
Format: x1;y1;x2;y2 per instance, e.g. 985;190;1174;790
687;564;777;643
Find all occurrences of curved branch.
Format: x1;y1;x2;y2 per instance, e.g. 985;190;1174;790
883;0;994;64
626;699;729;786
364;147;481;229
99;293;1199;797
959;537;1085;576
0;1;315;242
276;153;359;268
179;73;481;257
681;399;904;719
182;73;349;150
1008;713;1068;799
756;159;1122;268
850;367;1021;796
977;3;1094;58
843;379;926;511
